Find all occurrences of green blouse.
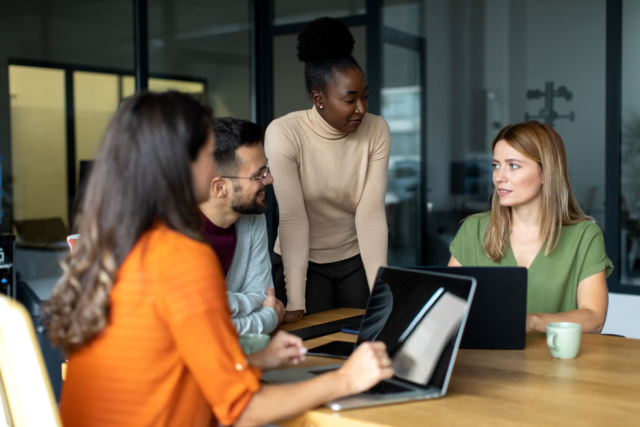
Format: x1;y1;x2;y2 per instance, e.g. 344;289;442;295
449;212;614;314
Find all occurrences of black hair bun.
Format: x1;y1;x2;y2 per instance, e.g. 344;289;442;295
297;17;355;63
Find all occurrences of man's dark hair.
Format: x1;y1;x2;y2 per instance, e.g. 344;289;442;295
213;117;264;174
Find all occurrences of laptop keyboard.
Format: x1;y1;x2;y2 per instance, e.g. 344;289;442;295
309;368;415;395
366;381;414;395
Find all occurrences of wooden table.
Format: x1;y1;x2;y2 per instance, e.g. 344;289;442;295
274;309;640;427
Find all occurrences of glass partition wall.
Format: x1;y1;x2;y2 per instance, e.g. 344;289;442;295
620;0;640;288
424;0;608;266
2;0;638;307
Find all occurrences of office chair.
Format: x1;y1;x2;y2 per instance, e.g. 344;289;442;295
0;294;62;426
15;280;65;400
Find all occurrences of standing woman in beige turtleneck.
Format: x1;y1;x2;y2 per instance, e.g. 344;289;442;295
266;18;390;322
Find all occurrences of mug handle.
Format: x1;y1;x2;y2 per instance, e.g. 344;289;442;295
547;332;559;351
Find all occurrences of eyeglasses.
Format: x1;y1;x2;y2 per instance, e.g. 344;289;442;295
220;165;270;185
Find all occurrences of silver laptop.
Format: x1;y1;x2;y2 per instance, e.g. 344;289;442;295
262;267;477;411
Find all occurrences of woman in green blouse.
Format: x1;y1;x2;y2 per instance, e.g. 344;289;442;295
449;121;613;334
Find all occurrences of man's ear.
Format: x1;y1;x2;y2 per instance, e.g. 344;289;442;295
210;177;228;199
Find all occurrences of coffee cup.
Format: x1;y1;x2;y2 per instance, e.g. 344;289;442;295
239;334;270;354
546;322;582;359
67;234;80;251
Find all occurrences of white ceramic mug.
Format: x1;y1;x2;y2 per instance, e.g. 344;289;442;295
546;322;582;359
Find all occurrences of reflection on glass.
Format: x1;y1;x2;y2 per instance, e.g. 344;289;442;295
393;291;466;384
148;0;251;119
120;76;205;101
0;1;133;69
9;65;209;245
74;72;119;186
425;0;606;266
274;0;365;25
9;66;67;228
621;0;640;286
383;0;422;37
621;113;640;285
382;44;421;266
358;278;393;342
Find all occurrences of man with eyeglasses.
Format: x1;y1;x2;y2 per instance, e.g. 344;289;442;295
200;117;285;334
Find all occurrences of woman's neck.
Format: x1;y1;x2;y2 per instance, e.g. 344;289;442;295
308;105;349;140
510;196;543;233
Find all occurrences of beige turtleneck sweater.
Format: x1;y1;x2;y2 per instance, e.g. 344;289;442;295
265;106;390;312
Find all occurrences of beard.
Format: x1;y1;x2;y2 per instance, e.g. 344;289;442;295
231;182;268;215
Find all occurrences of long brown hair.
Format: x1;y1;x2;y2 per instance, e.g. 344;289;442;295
483;121;591;262
42;91;213;355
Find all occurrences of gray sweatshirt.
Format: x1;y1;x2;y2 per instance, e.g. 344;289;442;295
226;214;278;334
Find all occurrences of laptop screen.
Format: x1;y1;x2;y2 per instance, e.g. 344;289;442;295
357;267;475;389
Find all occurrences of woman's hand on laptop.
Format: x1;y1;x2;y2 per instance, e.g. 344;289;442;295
336;342;394;394
247;331;307;371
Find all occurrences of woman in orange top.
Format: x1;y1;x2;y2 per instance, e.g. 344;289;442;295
42;91;393;427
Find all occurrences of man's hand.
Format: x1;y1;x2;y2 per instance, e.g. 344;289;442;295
247;331;307;371
526;313;538;333
336;342;394;394
262;288;278;310
283;310;304;324
262;288;285;325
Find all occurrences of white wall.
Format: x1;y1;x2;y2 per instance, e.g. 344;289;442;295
602;293;640;339
518;0;607;223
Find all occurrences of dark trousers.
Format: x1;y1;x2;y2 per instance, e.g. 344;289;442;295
272;253;370;315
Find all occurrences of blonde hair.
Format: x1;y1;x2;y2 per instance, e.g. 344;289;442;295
482;121;591;262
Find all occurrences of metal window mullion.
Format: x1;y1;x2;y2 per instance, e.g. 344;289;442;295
134;0;149;91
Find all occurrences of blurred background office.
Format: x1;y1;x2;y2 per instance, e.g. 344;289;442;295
1;0;640;397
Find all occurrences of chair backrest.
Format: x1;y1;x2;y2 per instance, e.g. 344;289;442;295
0;295;61;426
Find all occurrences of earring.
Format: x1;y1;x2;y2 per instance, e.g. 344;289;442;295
319;105;323;109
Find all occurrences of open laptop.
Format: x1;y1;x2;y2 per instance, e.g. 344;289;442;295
261;267;477;411
412;267;527;349
308;265;526;356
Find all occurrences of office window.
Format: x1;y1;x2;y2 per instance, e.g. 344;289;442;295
74;72;120;186
1;0;133;239
620;0;640;287
120;76;206;100
382;43;423;265
383;0;422;37
148;0;251;119
274;0;366;25
9;66;67;230
424;0;607;265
